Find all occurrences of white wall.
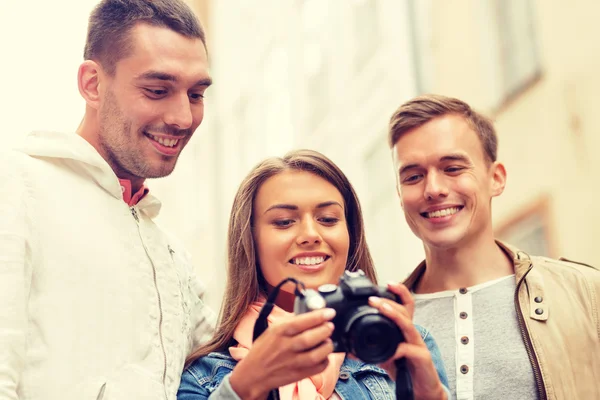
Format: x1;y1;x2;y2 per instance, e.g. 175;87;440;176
0;0;97;140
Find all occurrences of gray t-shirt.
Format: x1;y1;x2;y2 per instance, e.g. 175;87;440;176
413;275;538;400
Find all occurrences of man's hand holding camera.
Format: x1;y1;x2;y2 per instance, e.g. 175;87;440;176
369;282;448;400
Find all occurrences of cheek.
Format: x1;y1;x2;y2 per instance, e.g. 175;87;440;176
399;188;420;211
255;230;291;278
327;227;350;270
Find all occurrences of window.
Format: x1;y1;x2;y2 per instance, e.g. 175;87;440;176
485;0;541;107
496;197;554;258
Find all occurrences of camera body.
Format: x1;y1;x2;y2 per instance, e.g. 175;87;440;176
294;269;404;363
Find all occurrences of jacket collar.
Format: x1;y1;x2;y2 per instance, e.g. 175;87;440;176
403;240;533;290
404;240;548;321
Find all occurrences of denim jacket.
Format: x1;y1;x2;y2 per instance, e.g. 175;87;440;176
178;325;449;400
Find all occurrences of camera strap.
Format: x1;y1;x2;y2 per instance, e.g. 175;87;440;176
253;278;304;400
395;358;414;399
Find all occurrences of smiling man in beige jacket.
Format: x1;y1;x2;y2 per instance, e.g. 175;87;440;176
388;94;600;400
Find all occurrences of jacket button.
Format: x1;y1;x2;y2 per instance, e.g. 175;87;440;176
534;296;543;303
459;288;468;294
460;365;469;374
461;336;469;345
535;308;544;315
339;371;350;380
459;312;468;319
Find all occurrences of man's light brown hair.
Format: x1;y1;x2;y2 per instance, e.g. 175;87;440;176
84;0;207;75
388;94;498;164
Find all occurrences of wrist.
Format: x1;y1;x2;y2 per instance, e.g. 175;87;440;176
229;366;269;400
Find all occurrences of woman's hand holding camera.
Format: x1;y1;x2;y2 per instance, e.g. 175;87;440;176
229;308;336;400
369;283;448;400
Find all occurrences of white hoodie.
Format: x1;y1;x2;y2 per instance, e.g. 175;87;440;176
0;131;215;400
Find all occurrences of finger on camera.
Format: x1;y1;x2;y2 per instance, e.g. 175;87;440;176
291;322;335;352
386;282;415;313
391;342;433;364
368;296;410;320
281;308;336;336
371;300;423;345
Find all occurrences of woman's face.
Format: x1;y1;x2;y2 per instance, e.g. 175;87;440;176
253;170;350;293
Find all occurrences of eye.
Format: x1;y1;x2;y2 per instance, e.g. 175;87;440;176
402;174;423;184
445;166;465;174
144;88;168;98
319;217;340;225
189;92;205;102
273;219;294;228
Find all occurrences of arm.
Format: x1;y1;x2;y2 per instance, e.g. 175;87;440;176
228;309;336;400
179;309;336;400
178;369;241;400
0;153;33;399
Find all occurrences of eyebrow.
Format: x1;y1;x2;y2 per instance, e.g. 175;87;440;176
264;201;343;214
398;153;472;176
136;70;212;87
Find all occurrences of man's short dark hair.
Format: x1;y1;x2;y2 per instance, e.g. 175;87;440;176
84;0;207;75
388;94;498;164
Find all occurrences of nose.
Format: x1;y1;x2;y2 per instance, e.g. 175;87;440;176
296;218;322;246
164;93;194;130
423;171;449;200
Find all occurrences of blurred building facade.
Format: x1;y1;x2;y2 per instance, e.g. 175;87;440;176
171;0;425;309
173;0;600;310
2;0;598;312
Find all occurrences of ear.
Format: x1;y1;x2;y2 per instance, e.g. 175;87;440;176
77;60;104;110
490;161;507;197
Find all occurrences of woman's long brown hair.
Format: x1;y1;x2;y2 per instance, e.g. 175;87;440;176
186;149;377;366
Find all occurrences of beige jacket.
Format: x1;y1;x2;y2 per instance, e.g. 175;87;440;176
404;241;600;400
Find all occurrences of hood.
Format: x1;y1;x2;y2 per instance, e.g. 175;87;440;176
15;131;161;217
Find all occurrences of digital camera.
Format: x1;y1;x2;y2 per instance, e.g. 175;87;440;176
294;269;404;364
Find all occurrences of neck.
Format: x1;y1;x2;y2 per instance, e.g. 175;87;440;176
77;113;145;193
415;233;514;294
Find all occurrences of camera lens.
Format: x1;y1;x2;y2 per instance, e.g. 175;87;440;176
344;307;404;364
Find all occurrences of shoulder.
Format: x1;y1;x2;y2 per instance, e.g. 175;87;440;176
531;255;599;282
181;352;237;390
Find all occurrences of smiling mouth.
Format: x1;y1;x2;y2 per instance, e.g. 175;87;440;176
421;206;463;219
144;132;181;148
289;256;330;266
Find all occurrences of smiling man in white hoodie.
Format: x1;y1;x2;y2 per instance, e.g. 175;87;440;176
0;1;218;399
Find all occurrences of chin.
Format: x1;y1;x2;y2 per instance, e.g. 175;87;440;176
421;230;468;250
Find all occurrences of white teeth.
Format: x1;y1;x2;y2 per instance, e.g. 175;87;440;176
425;207;461;218
148;134;179;148
292;256;326;265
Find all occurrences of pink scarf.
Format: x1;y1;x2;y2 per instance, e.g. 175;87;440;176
229;300;345;399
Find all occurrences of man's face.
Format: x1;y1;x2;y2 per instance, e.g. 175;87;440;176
97;23;211;180
392;114;505;250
